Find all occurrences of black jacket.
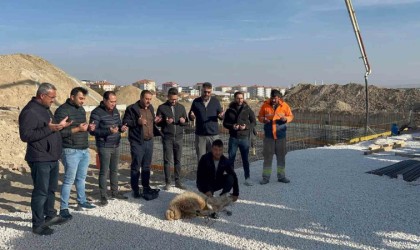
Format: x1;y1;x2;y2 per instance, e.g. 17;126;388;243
189;97;222;136
123;101;161;144
223;102;256;139
54;99;89;149
196;152;239;196
156;101;188;138
19;97;62;162
89;102;122;148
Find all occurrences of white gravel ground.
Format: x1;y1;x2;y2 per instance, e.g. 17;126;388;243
1;134;420;250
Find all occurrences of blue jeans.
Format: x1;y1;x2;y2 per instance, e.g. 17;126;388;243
228;137;250;179
60;148;90;210
28;161;59;228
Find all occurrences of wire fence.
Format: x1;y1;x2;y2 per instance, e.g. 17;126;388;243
89;110;410;176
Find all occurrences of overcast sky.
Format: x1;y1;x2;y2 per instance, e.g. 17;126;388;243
1;0;419;87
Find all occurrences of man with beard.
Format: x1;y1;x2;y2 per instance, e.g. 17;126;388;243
189;82;224;161
258;89;294;184
55;87;96;220
223;91;256;186
123;90;162;200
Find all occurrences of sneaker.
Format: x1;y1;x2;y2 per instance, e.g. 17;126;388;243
100;197;108;206
175;182;186;190
278;177;290;183
111;192;128;200
45;214;71;226
163;183;171;191
57;209;73;222
259;179;269;185
33;226;54;236
244;178;253;186
76;202;96;211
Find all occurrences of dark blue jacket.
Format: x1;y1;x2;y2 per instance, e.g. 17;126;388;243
89;102;122;148
19;97;62;162
189;97;222;136
54;99;89;149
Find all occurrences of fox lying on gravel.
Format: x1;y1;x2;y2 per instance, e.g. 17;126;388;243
165;191;233;220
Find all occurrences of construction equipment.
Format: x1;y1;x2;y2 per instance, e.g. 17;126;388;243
344;0;372;135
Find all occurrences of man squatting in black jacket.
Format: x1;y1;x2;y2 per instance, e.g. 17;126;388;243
196;139;239;204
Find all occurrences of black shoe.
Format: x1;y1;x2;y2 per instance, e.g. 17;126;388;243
133;191;142;199
100;197;108;206
144;187;160;194
33;226;54;235
111;192;128;200
209;212;219;219
278;177;290;183
175;182;186;190
45;214;70;227
142;188;159;201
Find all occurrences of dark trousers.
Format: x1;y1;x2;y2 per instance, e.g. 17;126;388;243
130;140;153;193
162;136;182;184
98;146;120;198
28;161;59;228
198;174;234;196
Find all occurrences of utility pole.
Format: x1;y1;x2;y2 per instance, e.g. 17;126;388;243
344;0;372;135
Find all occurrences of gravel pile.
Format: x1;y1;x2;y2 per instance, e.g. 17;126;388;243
1;134;419;250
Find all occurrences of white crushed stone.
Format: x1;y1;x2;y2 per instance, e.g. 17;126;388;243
1;134;419;250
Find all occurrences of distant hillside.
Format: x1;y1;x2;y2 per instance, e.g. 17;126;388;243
284;83;420;113
0;53;102;108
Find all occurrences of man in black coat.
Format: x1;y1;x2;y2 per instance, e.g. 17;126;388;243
196;139;239;201
19;82;72;235
89;91;128;206
123;90;162;200
156;87;188;190
223;91;256;186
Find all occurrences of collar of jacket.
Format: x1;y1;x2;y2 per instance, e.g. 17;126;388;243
32;97;50;110
66;98;81;109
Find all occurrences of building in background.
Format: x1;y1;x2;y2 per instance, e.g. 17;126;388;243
215;86;233;93
161;81;179;95
132;79;156;92
84;80;116;92
248;85;265;99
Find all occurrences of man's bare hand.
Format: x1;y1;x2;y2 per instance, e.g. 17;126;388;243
155;115;162;123
239;124;246;130
189;111;196;121
120;123;128;132
48;118;63;131
138;115;147;126
79;123;88;132
88;121;96;132
179;117;186;124
166;117;174;124
59;116;72;128
110;125;119;134
205;191;213;197
233;124;239;130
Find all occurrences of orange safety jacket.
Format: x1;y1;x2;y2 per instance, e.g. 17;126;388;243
258;99;293;139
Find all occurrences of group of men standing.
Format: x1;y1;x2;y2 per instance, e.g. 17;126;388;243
19;81;293;235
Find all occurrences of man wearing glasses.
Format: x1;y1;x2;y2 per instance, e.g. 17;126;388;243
19;82;72;235
189;82;224;161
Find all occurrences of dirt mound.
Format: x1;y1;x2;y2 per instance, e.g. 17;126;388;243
0;54;102;109
284;83;420;113
116;85;163;108
0;54;103;168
